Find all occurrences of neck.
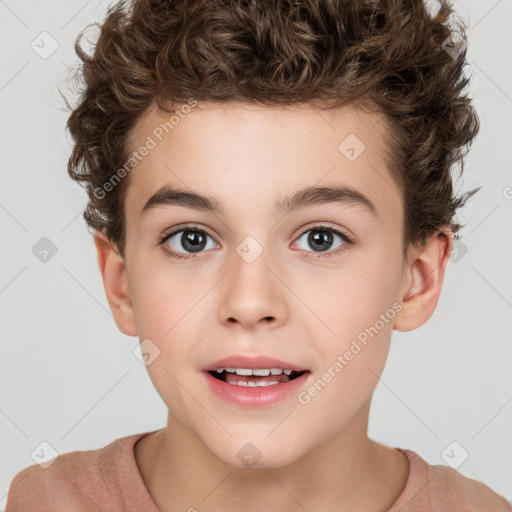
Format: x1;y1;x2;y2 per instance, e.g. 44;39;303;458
135;400;409;512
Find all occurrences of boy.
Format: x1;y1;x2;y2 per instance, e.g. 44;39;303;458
6;0;511;510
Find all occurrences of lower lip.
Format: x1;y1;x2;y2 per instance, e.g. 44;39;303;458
203;371;310;408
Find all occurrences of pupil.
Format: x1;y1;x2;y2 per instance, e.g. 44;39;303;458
182;230;206;253
309;230;332;252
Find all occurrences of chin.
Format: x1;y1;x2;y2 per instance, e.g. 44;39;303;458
209;438;305;470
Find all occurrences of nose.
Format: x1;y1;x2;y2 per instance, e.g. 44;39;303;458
217;245;288;330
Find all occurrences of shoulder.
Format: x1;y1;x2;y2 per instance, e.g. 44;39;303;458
392;448;512;512
5;432;151;512
425;455;512;511
5;463;52;510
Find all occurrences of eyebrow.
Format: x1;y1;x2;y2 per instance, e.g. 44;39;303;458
140;184;378;218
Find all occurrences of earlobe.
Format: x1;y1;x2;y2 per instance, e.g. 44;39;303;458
394;229;453;332
94;230;138;337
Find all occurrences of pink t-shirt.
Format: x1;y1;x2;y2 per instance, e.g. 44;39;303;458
6;430;512;511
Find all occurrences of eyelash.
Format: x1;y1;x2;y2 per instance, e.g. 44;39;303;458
158;223;354;261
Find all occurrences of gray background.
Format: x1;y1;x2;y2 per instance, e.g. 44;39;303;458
1;0;511;507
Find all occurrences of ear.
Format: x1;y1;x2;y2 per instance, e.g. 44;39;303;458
394;228;454;332
94;230;138;336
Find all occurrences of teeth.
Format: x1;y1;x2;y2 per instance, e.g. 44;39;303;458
214;367;295;376
235;368;253;376
227;380;280;387
252;369;271;376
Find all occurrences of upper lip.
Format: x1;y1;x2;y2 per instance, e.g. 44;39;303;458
203;355;308;372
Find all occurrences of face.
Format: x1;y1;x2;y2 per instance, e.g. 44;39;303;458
113;100;414;467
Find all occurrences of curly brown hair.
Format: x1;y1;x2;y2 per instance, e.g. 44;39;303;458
63;0;480;261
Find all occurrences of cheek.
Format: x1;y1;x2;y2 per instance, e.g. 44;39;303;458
129;265;206;412
311;257;402;343
129;261;211;372
298;274;396;424
130;258;207;337
302;247;402;391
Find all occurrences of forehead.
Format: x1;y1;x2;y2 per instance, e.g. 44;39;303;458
124;101;402;227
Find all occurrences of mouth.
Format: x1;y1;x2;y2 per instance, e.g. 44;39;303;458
207;368;309;387
202;357;311;407
202;355;311;406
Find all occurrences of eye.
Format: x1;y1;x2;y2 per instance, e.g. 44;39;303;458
293;225;353;259
159;225;219;260
159;223;353;261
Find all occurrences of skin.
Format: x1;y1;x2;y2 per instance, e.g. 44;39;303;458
95;100;453;512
